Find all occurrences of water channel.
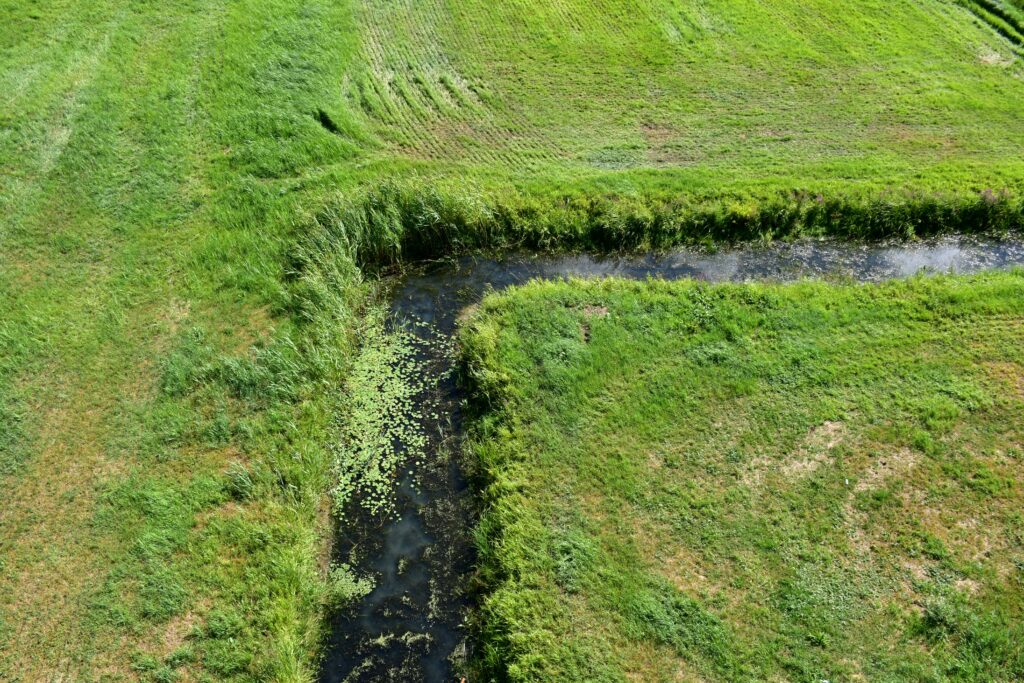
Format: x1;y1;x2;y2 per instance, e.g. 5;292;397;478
319;234;1024;682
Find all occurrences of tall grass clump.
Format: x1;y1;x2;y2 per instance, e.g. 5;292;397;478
312;182;1022;264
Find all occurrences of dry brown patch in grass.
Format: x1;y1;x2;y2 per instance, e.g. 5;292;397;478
978;48;1013;66
163;611;200;651
159;445;247;486
951;515;1005;565
193;500;244;534
982;360;1024;401
641;122;676;145
578;489;609;524
806;420;847;450
157;602;206;656
647;450;664;470
243;304;273;336
628;515;730;607
840;495;891;589
782;420;846;476
641;122;695;166
896;488;1012;578
838;656;869;682
187;302;274;356
745;420;846;486
882;124;959;151
0;285;197;678
128;601;209;683
854;447;920;493
846;523;874;558
166;297;192;337
579;305;610;342
0;385;128;678
903;557;932;584
901;494;954;548
4;259;38;288
661;546;712;597
225;304;274;355
840;462;923;594
623;639;701;682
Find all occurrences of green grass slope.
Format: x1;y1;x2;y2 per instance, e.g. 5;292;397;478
341;0;1024;197
462;272;1024;681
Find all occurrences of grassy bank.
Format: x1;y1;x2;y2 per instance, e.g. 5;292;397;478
462;272;1024;681
311;0;1024;261
317;182;1024;265
0;1;372;679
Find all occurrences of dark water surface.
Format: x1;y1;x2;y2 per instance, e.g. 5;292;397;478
319;235;1024;682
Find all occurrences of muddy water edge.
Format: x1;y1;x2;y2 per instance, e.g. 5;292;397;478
318;235;1024;683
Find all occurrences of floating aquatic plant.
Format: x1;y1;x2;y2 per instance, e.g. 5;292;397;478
332;315;456;519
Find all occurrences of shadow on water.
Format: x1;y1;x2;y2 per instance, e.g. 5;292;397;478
318;235;1024;683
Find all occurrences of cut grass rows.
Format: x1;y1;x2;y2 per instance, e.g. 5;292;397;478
961;0;1024;52
343;0;1024;195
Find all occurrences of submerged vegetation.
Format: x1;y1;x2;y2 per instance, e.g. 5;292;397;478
461;272;1024;681
1;0;1023;680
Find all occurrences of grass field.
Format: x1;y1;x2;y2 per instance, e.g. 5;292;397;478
306;0;1024;259
310;0;1024;255
462;272;1024;681
340;0;1024;194
0;1;368;680
2;0;1024;680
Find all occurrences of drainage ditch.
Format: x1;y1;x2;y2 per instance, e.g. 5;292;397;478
318;234;1024;682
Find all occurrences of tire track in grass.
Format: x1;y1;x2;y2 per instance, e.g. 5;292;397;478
352;0;562;165
959;0;1024;56
344;0;1024;173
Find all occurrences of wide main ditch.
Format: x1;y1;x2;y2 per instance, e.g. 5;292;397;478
318;234;1024;682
